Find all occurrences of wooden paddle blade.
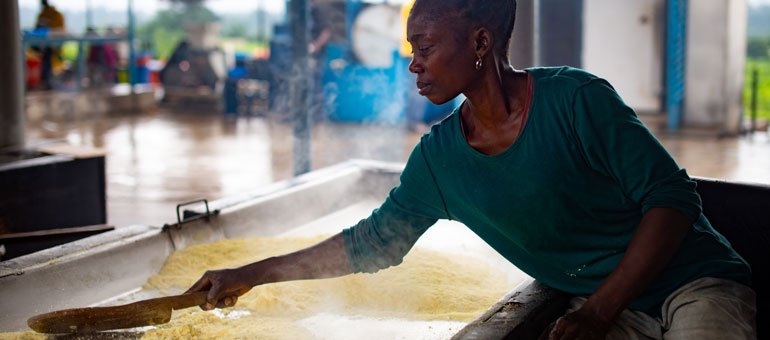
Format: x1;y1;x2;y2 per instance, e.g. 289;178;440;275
26;291;208;334
27;304;172;334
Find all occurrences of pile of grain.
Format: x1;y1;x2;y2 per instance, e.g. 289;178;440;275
1;236;514;340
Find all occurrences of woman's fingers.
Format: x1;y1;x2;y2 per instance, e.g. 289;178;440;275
186;269;247;310
548;312;605;340
548;318;564;340
549;317;574;340
185;276;212;294
203;281;222;310
215;296;238;309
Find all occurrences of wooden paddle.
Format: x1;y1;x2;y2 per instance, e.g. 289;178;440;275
27;291;210;334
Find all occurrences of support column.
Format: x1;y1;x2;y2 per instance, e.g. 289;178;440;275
128;0;137;90
0;0;25;150
666;0;687;131
289;0;312;176
538;0;583;67
510;0;537;68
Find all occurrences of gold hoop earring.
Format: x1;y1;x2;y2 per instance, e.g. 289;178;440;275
475;55;483;70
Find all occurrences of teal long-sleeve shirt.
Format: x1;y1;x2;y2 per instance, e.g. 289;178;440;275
342;67;751;316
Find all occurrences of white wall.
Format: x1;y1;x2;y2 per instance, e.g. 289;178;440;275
685;0;729;126
685;0;747;132
726;0;748;133
582;0;665;113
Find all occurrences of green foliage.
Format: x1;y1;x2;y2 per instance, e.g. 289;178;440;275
134;4;276;59
151;27;186;61
744;59;770;120
136;4;220;60
221;38;270;56
743;5;770;121
747;37;770;60
60;42;79;62
223;21;249;39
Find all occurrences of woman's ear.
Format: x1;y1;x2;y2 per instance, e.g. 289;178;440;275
473;27;493;57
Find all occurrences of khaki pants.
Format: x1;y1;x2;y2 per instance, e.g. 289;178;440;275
557;277;757;339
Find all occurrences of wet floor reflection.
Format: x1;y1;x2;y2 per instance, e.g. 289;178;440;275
23;110;769;228
655;132;770;184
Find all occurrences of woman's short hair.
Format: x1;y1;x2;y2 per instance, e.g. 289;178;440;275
411;0;517;58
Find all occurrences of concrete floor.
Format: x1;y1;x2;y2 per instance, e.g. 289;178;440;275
25;109;422;227
23;108;770;228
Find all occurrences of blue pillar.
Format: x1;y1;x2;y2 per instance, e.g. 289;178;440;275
666;0;687;131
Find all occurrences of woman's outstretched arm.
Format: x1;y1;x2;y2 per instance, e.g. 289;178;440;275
185;232;352;310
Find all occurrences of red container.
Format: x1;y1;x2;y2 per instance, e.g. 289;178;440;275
26;54;42;88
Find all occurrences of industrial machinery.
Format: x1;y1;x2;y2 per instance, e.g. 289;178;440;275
319;3;406;123
268;0;459;124
320;1;460;124
160;22;228;110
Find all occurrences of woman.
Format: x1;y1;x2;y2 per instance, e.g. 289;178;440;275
187;0;756;339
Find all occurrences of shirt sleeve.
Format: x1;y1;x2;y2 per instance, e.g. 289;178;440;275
571;79;702;223
342;140;448;273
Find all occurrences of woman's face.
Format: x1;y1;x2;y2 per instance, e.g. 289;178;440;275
406;11;478;105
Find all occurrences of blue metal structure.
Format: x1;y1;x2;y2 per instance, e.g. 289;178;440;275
666;0;687;131
321;1;440;124
271;0;456;125
323;1;407;124
321;46;407;124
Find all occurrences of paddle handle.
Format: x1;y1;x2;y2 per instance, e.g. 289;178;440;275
165;291;210;310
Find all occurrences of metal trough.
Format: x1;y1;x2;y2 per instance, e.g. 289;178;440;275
3;160;767;339
0;160;537;339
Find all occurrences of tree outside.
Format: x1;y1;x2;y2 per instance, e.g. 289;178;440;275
745;3;770;122
136;3;276;61
136;3;219;60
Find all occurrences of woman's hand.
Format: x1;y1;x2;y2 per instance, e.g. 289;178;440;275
546;207;691;340
185;267;253;310
183;233;352;311
548;307;610;340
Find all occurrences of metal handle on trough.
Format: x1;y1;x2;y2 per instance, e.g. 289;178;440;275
176;198;210;224
163;198;219;230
